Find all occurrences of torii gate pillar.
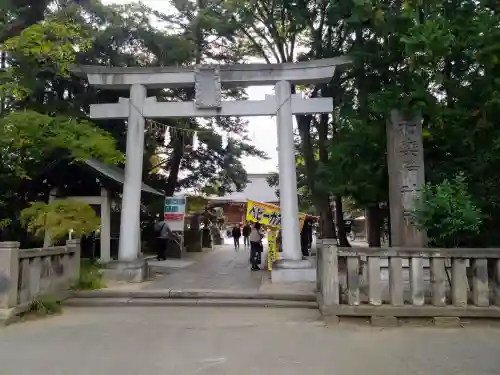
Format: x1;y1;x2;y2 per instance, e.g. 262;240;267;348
275;80;302;262
119;84;147;262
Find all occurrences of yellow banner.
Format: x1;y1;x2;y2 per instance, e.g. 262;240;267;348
267;230;278;271
245;200;306;230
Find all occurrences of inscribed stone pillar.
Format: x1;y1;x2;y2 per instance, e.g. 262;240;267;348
118;84;147;261
386;110;426;247
275;80;302;260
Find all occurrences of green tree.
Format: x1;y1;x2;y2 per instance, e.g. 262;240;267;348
205;0;351;240
0;0;53;42
231;0;500;247
411;173;483;247
78;0;267;196
0;17;124;240
21;200;101;240
318;0;500;247
0;0;268;242
401;0;500;245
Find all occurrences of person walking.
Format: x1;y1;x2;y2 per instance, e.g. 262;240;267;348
249;222;264;271
300;219;313;257
242;222;251;247
232;224;242;250
154;217;174;261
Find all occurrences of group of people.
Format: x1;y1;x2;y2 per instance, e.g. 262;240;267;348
230;222;250;249
231;222;264;271
155;214;315;270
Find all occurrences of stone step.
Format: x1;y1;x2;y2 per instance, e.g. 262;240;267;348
64;297;318;309
72;289;316;301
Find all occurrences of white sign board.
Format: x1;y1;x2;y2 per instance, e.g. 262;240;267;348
164;197;186;232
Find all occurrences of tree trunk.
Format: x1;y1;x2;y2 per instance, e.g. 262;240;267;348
335;196;350;247
165;0;204;196
319;196;336;239
164;138;183;196
314;111;336;239
296;113;335;238
0;51;5;115
366;205;381;247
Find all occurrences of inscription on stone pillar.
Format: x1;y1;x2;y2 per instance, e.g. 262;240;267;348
387;110;426;247
194;65;221;109
0;273;10;293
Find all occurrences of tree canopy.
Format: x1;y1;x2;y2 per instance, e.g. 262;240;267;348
0;0;267;242
1;0;500;247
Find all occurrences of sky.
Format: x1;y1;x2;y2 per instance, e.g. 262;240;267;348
101;0;279;174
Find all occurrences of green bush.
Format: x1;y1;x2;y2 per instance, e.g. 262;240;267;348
411;173;483;247
20;199;100;240
28;295;62;316
72;260;106;290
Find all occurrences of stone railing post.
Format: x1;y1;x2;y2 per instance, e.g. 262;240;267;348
0;242;20;309
318;239;339;316
66;239;81;281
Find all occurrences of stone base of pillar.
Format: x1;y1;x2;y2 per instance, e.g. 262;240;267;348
271;258;316;283
101;258;150;283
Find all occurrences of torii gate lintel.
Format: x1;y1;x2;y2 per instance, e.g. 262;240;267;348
90;94;333;120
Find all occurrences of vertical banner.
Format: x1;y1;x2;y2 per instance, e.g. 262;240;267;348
267;230;278;271
164;196;186;231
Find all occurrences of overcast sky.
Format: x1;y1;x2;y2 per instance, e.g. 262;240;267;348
101;0;278;174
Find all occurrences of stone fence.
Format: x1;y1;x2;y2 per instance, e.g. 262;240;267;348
317;239;500;323
0;240;80;324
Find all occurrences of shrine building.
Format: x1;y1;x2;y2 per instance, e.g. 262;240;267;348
207;173;279;225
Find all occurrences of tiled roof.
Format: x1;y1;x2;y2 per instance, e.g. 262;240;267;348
84;158;163;196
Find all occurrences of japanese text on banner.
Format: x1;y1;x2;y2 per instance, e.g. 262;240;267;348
267;230;278;271
245;200;306;231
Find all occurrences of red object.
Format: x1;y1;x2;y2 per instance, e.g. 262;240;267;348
164;213;184;221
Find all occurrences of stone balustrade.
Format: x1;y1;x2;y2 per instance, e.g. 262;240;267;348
0;240;80;324
317;240;500;322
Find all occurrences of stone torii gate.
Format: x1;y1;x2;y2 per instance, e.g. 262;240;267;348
77;57;350;281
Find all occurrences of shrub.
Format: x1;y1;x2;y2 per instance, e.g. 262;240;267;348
411;173;483;247
72;260;105;290
28;295;62;316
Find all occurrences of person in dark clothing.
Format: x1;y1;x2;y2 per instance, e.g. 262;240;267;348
249;222;264;271
154;218;174;261
277;230;282;252
300;219;313;257
232;225;242;250
242;222;251;247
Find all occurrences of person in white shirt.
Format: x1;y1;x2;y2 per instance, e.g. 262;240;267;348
249;222;264;271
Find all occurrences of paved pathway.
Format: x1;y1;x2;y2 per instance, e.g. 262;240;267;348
144;241;265;291
1;306;499;375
